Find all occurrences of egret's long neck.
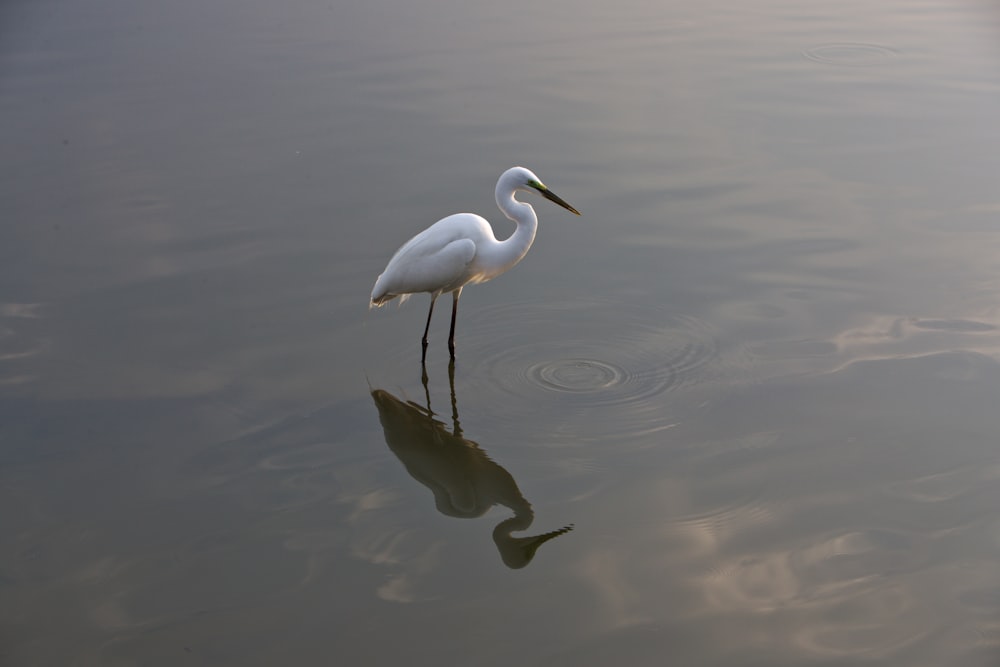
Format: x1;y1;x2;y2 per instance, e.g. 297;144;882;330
486;186;538;276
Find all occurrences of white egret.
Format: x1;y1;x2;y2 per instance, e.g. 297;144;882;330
370;166;581;362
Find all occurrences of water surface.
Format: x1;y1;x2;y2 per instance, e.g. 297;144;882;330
2;0;1000;664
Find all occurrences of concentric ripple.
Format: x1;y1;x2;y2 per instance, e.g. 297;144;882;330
453;298;745;443
531;359;622;393
803;43;899;67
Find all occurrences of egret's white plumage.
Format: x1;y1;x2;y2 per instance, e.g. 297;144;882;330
371;166;580;361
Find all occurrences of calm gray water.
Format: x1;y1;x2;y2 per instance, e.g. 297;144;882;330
3;0;1000;664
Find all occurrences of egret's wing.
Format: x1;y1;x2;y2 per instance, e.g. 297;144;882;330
371;213;490;305
373;236;477;301
398;237;476;292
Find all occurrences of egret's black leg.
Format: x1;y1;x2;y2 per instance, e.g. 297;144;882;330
448;288;462;359
422;296;437;363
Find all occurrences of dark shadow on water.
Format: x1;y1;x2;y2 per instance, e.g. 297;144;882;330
371;362;573;569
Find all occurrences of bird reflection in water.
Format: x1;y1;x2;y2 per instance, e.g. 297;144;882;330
371;363;573;569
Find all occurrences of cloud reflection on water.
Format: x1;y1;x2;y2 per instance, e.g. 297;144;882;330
555;345;1000;665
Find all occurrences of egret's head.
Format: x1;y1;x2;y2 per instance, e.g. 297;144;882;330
504;166;581;216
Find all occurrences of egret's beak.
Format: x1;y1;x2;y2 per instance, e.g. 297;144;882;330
538;186;581;216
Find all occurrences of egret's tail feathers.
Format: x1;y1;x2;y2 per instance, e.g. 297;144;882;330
370;292;404;308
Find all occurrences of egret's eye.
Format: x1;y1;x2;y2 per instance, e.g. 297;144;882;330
527;179;546;191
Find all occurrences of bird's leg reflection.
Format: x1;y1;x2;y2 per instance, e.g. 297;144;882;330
447;359;462;437
421;295;437;364
371;368;572;569
421;362;432;412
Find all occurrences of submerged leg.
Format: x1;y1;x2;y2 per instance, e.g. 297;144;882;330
422;295;438;363
448;288;462;359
